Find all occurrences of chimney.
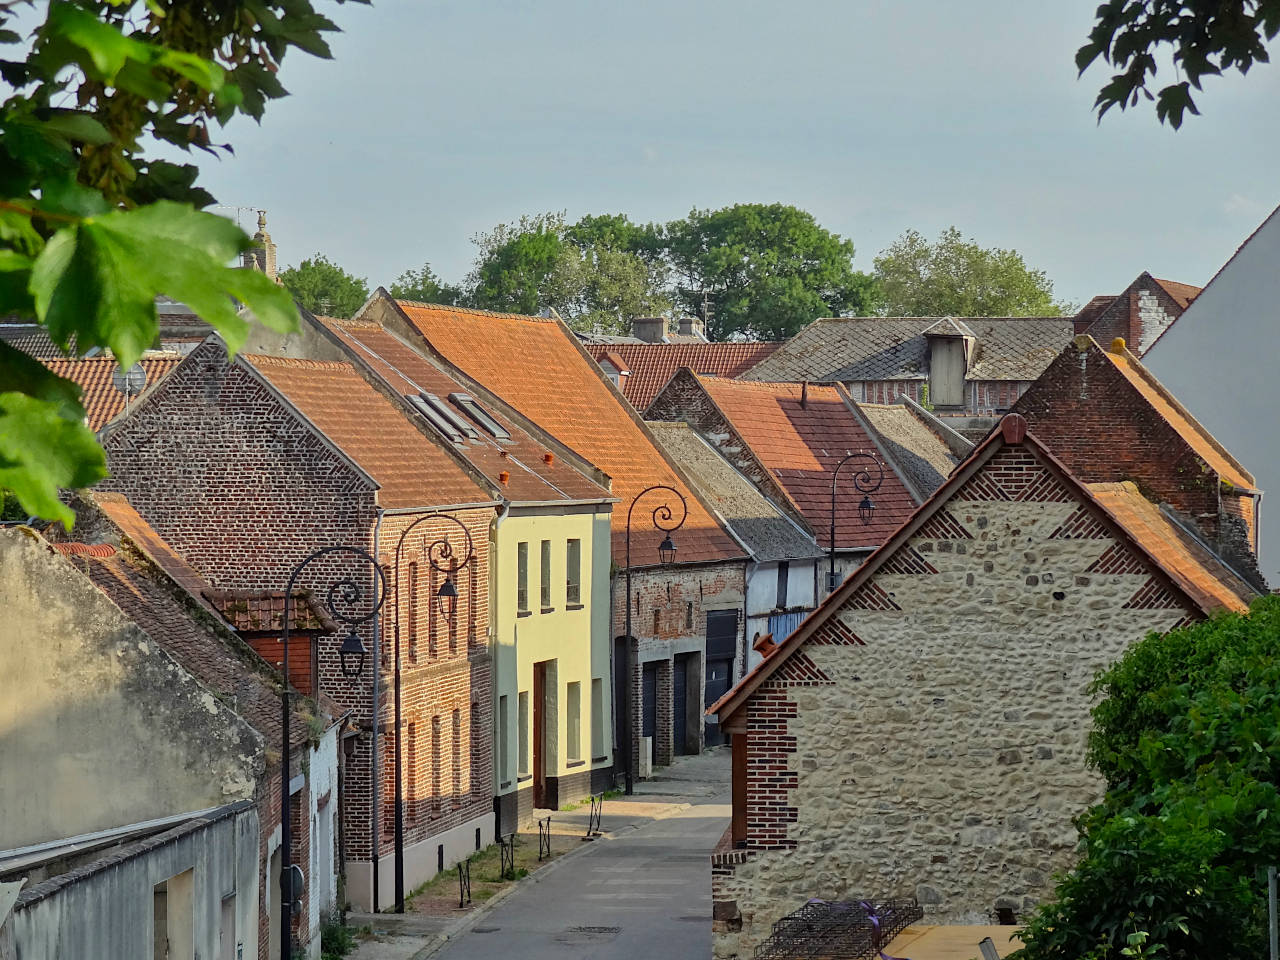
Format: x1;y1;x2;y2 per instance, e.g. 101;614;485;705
632;317;667;343
241;210;278;283
677;316;706;340
800;381;808;409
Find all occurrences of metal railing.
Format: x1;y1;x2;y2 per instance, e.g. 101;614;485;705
457;857;471;908
584;793;604;841
537;815;552;861
498;832;516;881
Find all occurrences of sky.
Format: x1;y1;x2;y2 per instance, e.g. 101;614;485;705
173;0;1280;308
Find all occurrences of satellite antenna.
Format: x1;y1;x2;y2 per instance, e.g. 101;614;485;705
111;362;148;417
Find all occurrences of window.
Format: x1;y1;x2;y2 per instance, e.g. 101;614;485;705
591;678;604;759
452;708;462;803
540;540;552;609
567;681;582;761
685;601;694;630
449;392;511;440
652;608;660;635
776;560;790;609
407;722;417;821
566;539;581;605
153;869;194;960
422;392;479;439
517;542;529;613
517;692;529;776
431;717;442;815
405;393;464;443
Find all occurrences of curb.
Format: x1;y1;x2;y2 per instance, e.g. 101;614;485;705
406;799;697;960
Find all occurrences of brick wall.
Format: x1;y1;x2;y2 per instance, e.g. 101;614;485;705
711;441;1199;959
969;380;1033;417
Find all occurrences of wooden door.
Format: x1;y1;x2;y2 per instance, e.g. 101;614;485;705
533;662;546;808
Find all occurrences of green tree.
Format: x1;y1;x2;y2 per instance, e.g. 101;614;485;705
1079;0;1280;128
388;262;461;305
465;213;572;315
0;0;362;525
873;227;1067;317
662;203;880;341
279;254;369;318
1012;597;1280;960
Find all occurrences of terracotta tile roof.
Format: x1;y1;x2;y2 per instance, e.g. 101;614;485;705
855;402;964;498
647;420;822;563
204;588;337;633
318;318;612;504
1099;340;1255;490
695;376;921;550
1089;481;1254;614
1151;277;1201;309
393;301;744;565
0;323;80;358
585;342;781;410
43;357;181;430
241;354;492;511
744;317;1072;384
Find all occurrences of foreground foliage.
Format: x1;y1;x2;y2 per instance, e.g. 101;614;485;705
1012;596;1280;959
0;0;364;525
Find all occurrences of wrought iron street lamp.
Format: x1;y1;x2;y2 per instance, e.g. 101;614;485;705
622;485;687;795
390;513;475;913
279;546;386;960
827;452;884;594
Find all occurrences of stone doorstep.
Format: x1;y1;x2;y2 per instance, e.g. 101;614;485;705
884;924;1024;960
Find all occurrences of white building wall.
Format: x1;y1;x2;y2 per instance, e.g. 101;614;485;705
1145;203;1280;581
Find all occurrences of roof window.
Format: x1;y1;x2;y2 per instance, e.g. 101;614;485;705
405;394;465;443
420;392;479;440
449;392;511;441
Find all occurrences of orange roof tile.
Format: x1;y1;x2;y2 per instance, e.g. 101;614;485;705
1089;481;1254;614
317;318;613;505
584;342;781;410
43;357;180;430
242;354;492;511
393;302;744;565
1151;277;1201;310
1099;342;1255;490
695;377;920;550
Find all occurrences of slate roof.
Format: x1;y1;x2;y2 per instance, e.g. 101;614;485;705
585;342;781;410
390;300;744;566
241;353;493;511
693;376;921;550
1089;482;1255;615
1098;340;1255;491
318;317;613;505
856;401;966;498
646;421;822;563
710;415;1258;724
0;323;79;358
43;357;181;431
743;317;1073;384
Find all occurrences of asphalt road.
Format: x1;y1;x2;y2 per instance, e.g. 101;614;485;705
432;793;731;960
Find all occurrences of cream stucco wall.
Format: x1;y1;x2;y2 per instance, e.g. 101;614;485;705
0;530;263;853
491;505;613;815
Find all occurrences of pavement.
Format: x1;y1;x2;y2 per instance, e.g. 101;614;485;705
348;747;731;960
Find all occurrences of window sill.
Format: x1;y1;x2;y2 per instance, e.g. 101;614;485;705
540;607;555;615
566;759;586;769
499;780;512;790
517;610;532;619
566;603;585;611
517;774;532;783
591;755;609;764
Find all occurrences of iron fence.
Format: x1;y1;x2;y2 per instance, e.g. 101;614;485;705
538;815;552;861
584;793;604;840
498;832;516;880
457;858;471;908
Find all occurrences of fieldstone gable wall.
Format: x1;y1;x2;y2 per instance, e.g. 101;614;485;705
712;441;1197;960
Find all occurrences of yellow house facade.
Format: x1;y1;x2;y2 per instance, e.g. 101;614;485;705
491;505;615;830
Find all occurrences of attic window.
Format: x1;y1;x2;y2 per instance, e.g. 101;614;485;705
449;392;511;441
405;394;465;443
421;392;479;440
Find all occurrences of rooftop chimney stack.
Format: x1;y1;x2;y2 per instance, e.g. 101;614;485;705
632;316;667;343
677;315;706;340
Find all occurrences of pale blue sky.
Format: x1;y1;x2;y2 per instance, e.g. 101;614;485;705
181;0;1279;307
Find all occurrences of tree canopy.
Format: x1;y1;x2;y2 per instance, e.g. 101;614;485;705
1012;597;1280;960
0;0;361;525
279;254;370;318
873;227;1067;318
388;262;461;306
1079;0;1280;128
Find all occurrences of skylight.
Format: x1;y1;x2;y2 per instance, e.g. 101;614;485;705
450;392;511;441
405;394;464;443
420;392;479;440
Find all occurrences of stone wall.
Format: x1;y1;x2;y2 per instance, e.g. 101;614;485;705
712;442;1196;959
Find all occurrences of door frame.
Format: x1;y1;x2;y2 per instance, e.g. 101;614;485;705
533;662;546;808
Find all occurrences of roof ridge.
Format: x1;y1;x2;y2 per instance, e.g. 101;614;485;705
395;299;557;323
241;354;353;371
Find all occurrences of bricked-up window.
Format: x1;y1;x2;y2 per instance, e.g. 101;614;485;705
566;681;581;761
540;540;552;609
408;561;419;661
407;722;417;822
451;708;462;805
566;539;581;605
685;601;694;630
518;692;529;776
431;717;442;816
470;702;482;795
517;542;529;613
498;695;510;786
775;560;790;609
591;678;604;758
652;608;660;635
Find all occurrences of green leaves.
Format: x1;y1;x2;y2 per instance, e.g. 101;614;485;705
0;390;105;529
31;201;298;367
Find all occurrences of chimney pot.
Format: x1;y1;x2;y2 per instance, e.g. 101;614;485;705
498;471;510;485
543;452;554;465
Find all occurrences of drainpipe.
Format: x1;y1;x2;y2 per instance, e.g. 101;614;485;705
489;500;510;826
371;507;384;912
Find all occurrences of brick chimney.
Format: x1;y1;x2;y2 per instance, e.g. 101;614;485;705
632;317;667;343
241;209;278;282
677;316;706;340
